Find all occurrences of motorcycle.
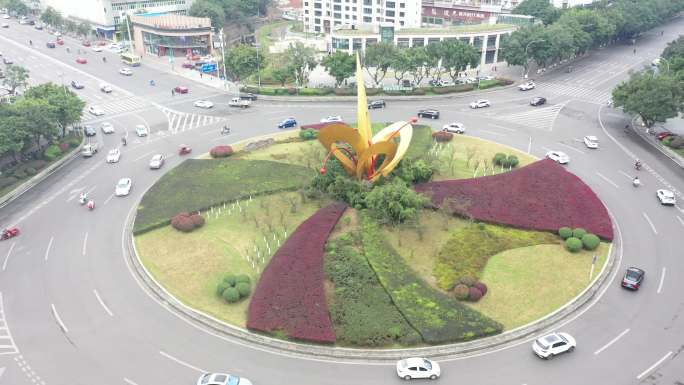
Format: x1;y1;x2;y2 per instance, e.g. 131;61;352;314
635;161;642;171
633;177;641;187
1;228;19;241
221;126;231;135
87;200;95;210
179;145;192;156
79;193;88;205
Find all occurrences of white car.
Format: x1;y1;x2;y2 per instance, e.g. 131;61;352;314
196;373;253;385
53;31;61;37
135;124;148;137
442;122;465;134
470;99;491;109
396;357;441;380
194;100;214;109
583;135;599;149
545;150;569;164
115;178;132;196
656;189;676;205
100;83;113;93
101;122;115;134
320;115;343;123
119;68;133;76
92;46;103;52
106;148;121;163
108;43;121;50
518;81;536;91
149;154;165;169
532;332;576;359
88;105;104;116
1;14;10;19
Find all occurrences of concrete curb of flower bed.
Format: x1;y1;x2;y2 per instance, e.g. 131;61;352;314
629;122;684;169
0;136;85;210
124;130;621;362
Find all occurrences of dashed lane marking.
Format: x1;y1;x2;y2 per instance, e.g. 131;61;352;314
596;172;619;189
0;292;19;355
636;351;672;379
594;328;630;355
657;267;666;294
159;351;206;373
642;212;658;235
1;243;15;272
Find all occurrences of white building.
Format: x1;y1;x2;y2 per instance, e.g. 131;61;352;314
550;0;595;8
303;0;422;34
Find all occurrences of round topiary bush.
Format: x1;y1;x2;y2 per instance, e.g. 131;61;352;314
299;129;318;140
189;213;205;228
565;237;583;252
468;287;484;302
223;274;237;286
507;155;519;167
222;287;241;303
216;281;230;296
235;274;251;285
572;228;587;239
458;276;477;287
58;142;70;152
473;281;488;296
209;145;234;158
236;282;251;298
432;131;454;142
581;233;600;250
493;153;507;165
558;227;573;239
453;284;470;300
170;212;196;232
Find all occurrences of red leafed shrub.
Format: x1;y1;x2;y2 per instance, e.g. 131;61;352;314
452;284;470;300
58;142;70;152
210;145;234;158
247;202;347;343
432;131;453;142
171;212;204;232
473;281;488;296
468;287;483;302
415;159;613;240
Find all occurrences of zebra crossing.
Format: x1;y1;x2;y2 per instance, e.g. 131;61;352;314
82;95;152;122
493;103;565;132
0;293;19;356
534;81;612;105
161;107;226;134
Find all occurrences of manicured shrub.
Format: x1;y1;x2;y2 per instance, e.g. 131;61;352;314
468;287;484;302
459;276;477;287
473;281;488;296
43;144;62;161
582;233;600;250
235;274;251;285
668;136;684;149
299;129;318;140
558;226;573;239
334;88;356;96
507;155;519;167
222;287;241;303
565;237;583;252
493;153;507;165
209;145;234;158
24;167;37;176
365;179;427;224
236;282;251;297
572;228;587;238
216;281;230;296
432;131;453;142
453;284;470;300
190;213;205;228
170;212;204;232
394;158;434;184
287;87;297;95
223;274;237;286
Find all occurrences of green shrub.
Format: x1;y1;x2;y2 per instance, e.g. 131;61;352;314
43;144;62;161
236;282;251;297
0;176;18;189
235;274;251;285
334;87;356;96
222;287;241;303
298;87;333;96
13;170;27;179
223;274;237;286
572;228;587;238
24;167;37;176
558;227;573;239
565;237;583;252
432;131;453;142
507;155;519;167
493;153;507;165
394;158;434;184
477;79;500;89
216;281;230;296
581;233;600;250
458;276;477;287
299;129;318;140
453;284;470;300
365;179;427;224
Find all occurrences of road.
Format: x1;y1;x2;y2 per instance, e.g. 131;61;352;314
1;16;684;385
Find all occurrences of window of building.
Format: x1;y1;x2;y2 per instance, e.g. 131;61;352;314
345;14;349;18
399;20;404;26
315;18;321;24
315;25;321;32
412;38;424;47
334;12;341;18
399;12;404;17
363;16;372;22
333;37;349;49
352;6;356;11
315;10;322;16
326;11;331;15
335;20;341;25
399;2;405;8
459;37;470;44
314;2;321;8
363;0;371;5
427;37;440;45
366;38;378;45
487;35;497;48
397;38;409;47
386;1;395;8
304;1;308;5
353;15;357;20
334;4;341;10
353;38;362;51
485;50;495;64
473;36;483;48
376;17;382;21
386;19;394;23
345;6;349;10
363;7;371;14
386;10;394;17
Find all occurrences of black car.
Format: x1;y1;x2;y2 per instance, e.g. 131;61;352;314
530;97;547;106
368;100;386;109
71;80;84;89
84;126;96;137
417;109;440;119
46;42;55;48
621;267;645;290
240;93;258;101
3;57;12;64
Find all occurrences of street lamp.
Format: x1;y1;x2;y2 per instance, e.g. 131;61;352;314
523;39;545;79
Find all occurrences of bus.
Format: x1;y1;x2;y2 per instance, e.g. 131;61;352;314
120;52;141;67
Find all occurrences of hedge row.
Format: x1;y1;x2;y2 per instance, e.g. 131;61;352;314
360;216;503;344
247;202;347;343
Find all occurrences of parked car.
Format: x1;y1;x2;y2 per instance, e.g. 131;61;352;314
82;40;91;47
70;80;84;90
583;135;599;149
182;61;194;69
470;99;491;109
532;332;576;359
545;151;569;164
518;81;536;91
656;131;674;141
277;117;297;129
135;124;148;137
115;178;132;196
477;75;495;81
621;267;645;290
119;67;133;76
56;38;64;45
396;358;441;380
87;106;104;116
196;372;252;385
106;148;121;163
530;97;547;106
368;100;386;109
3;57;13;64
417;109;440;119
193;100;214;109
84;126;97;137
101;122;114;134
149;154;165;169
442;122;465;134
320;115;343;123
45;42;55;48
240;93;258;101
174;86;189;94
76;57;87;64
1;23;8;28
656;189;676;205
100;83;113;93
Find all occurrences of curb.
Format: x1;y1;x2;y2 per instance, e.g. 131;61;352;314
0;136;85;210
630;124;684;169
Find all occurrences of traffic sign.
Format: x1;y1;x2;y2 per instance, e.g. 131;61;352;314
201;63;217;73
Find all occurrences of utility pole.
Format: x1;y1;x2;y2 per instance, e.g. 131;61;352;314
256;7;261;88
124;13;133;53
219;27;228;92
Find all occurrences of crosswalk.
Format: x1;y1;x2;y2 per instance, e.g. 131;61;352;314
161;107;226;134
82;95;151;122
0;293;19;356
534;82;611;105
494;103;565;132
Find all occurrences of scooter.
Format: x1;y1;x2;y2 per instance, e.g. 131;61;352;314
87;200;95;210
79;194;87;205
1;228;19;241
632;177;641;187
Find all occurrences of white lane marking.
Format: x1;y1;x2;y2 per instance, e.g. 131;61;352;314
527;136;532;154
596;172;619;189
82;232;88;256
50;304;68;333
642;212;658;235
103;194;114;206
0;292;19;355
636;351;672;379
618;170;635;180
133;151;155;162
677;216;684;227
594;328;630;355
0;367;4;378
2;243;15;272
93;289;113;317
44;236;54;262
124;378;139;385
479;129;506;136
490;123;517;132
159;351;206;373
558;142;586;155
657;267;666;294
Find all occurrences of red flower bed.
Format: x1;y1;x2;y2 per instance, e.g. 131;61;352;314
247;202;347;343
415;159;613;240
209;145;234;158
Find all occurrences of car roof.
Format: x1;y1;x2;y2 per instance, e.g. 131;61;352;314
626;267;644;274
658;189;674;196
402;357;429;366
541;333;562;344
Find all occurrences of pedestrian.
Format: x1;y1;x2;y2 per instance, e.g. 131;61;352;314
171;89;175;96
633;48;636;55
200;72;203;79
493;66;497;72
661;30;664;36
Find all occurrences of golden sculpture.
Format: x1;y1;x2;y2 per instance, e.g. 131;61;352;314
318;54;413;182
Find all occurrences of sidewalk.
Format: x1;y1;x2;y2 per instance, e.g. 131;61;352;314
142;54;238;95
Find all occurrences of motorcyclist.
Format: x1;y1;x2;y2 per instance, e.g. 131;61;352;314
149;79;155;86
121;136;127;146
87;199;95;210
633;176;640;187
635;159;642;170
221;125;230;135
102;56;106;63
66;47;70;53
29;39;32;46
79;192;87;204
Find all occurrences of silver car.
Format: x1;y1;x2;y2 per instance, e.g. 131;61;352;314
149;154;164;169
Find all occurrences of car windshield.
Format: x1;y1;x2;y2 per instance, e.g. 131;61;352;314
422;359;432;370
108;150;117;155
626;270;641;280
227;376;240;385
117;180;129;188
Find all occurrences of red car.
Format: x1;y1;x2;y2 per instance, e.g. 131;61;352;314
96;40;106;46
76;57;87;64
657;131;673;141
56;38;64;45
174;86;189;94
181;62;194;69
82;40;91;47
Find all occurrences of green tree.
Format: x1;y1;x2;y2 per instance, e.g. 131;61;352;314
559;8;615;47
0;0;29;16
116;15;133;42
390;48;412;85
11;98;59;148
321;51;355;87
365;179;427;225
363;42;396;87
612;71;684;127
270;62;292;87
63;19;78;34
223;44;260;83
283;42;317;87
0;106;28;161
76;21;92;38
406;46;432;86
512;0;561;25
662;36;684;75
24;83;85;137
188;0;225;28
3;65;29;95
440;40;480;84
425;42;445;83
40;6;63;28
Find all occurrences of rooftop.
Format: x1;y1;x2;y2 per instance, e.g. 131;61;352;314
130;14;212;30
333;23;516;36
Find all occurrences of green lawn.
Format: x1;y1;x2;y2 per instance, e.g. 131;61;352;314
240;140;325;170
469;242;610;330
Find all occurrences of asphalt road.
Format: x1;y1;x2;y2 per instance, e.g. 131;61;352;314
1;16;684;385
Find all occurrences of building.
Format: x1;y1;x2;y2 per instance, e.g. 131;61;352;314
550;0;595;8
303;0;422;34
329;23;517;67
422;0;504;26
130;14;213;58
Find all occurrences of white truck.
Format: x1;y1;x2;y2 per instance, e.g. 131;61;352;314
81;143;99;157
228;97;251;108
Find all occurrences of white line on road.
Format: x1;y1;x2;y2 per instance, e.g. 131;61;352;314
677;216;684;227
637;351;672;379
594;328;630;355
50;304;68;333
82;232;88;256
133;151;155;162
44;236;54;262
159;351;206;373
2;243;15;272
596;172;619;189
558;142;586;155
479;129;506;136
0;367;4;379
642;212;658;235
527;137;532;154
199;129;217;136
103;194;114;206
85;185;97;195
490;123;517;132
618;170;634;180
657;267;666;294
93;289;113;317
124;378;139;385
